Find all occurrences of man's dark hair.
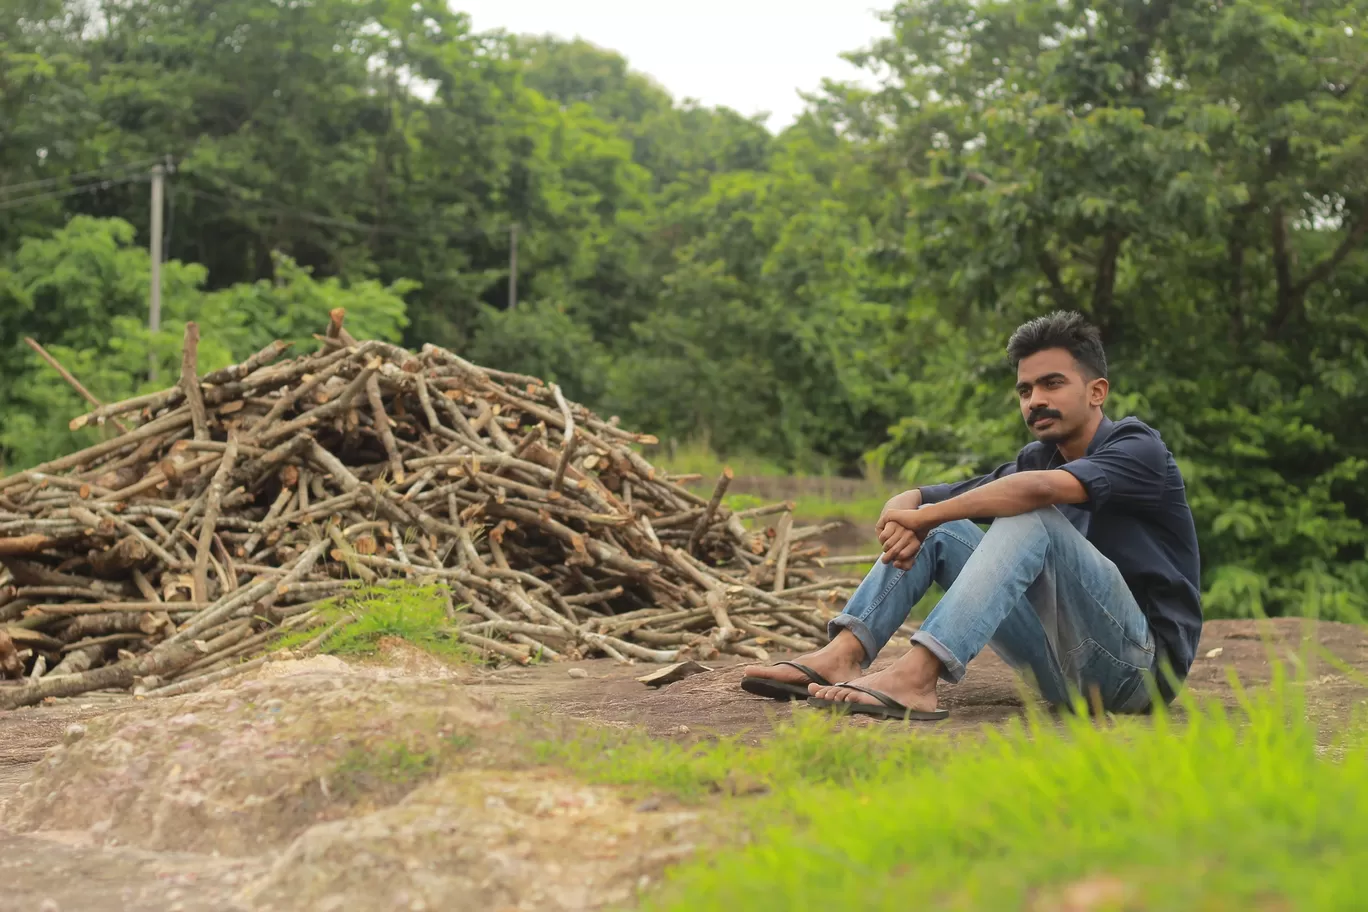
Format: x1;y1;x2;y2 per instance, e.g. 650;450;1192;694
1006;311;1108;380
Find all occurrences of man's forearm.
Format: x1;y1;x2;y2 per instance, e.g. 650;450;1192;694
915;470;1086;529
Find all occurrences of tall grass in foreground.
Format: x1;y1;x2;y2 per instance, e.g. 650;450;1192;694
547;666;1368;910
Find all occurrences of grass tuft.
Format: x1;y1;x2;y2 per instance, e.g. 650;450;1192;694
537;710;952;801
543;664;1368;910
274;582;475;662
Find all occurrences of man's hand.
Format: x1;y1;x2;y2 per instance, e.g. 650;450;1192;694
878;521;922;569
875;490;926;570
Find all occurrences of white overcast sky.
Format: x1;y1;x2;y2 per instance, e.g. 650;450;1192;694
455;1;892;130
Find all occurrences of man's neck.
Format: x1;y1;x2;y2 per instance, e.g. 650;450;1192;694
1057;411;1106;463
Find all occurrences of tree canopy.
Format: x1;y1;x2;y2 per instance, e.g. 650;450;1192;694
2;0;1365;621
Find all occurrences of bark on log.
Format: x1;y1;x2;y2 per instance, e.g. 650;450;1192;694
180;322;211;442
0;642;201;709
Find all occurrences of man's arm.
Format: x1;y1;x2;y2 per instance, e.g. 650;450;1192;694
909;470;1086;527
917;460;1020;506
878;470;1087;566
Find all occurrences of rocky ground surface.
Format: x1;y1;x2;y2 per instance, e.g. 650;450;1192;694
1;617;1364;911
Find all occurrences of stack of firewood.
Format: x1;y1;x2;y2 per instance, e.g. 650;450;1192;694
0;313;865;709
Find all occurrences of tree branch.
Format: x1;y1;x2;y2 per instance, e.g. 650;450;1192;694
1090;229;1125;319
1292;212;1368;300
1268;204;1297;336
1037;250;1076;310
1228;233;1246;343
1330;58;1368;98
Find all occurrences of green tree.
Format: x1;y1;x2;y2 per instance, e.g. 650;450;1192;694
0;217;410;469
836;0;1368;618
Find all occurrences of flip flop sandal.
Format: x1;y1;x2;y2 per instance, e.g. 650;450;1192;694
739;661;832;702
809;681;949;721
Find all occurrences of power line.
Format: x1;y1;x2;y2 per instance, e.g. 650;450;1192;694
0;173;150;213
0;158;163;197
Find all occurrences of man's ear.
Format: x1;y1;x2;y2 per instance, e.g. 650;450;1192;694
1089;377;1109;407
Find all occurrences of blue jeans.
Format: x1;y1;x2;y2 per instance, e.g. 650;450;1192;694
829;508;1156;713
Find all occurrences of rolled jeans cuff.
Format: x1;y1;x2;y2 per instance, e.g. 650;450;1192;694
827;615;878;669
910;630;966;683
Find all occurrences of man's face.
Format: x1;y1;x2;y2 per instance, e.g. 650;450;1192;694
1015;348;1105;444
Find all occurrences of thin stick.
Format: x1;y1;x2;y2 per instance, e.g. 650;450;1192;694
24;338;131;434
0;408;193;492
687;466;733;555
456;629;532;665
23;602;204;616
192;435;239;603
366;374;406;483
200;340;292;386
550;384;576;492
771;512;794;593
179;322;210;441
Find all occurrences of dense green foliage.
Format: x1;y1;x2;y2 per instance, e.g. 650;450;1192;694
2;0;1365;619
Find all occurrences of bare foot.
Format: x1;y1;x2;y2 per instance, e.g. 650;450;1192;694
808;644;942;713
741;630;866;689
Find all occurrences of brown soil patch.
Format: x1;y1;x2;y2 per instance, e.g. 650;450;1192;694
478;617;1368;742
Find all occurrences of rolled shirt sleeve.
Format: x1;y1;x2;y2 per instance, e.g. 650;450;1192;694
1058;423;1168;510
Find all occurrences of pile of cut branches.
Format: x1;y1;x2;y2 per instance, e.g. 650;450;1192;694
0;313;866;708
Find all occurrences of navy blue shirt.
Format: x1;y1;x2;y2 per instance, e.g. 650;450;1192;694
918;416;1202;690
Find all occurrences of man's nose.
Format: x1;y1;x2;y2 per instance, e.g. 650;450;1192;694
1028;389;1050;410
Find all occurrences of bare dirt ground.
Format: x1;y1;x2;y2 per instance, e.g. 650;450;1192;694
1;618;1364;911
480;617;1368;742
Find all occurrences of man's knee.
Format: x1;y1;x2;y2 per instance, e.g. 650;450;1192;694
923;519;983;553
985;507;1063;541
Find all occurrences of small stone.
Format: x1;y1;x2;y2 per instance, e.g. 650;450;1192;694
1204;646;1224;659
567;668;588;679
63;723;86;745
677;725;690;735
39;899;59;912
635;797;663;813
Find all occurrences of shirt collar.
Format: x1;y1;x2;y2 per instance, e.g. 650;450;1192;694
1086;415;1115;456
1047;414;1113;467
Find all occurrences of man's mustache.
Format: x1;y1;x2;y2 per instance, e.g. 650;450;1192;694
1028;408;1063;426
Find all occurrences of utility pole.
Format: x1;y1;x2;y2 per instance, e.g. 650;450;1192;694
148;163;165;381
508;223;518;311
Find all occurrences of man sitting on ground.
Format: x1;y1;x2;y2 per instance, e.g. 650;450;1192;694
740;311;1202;719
